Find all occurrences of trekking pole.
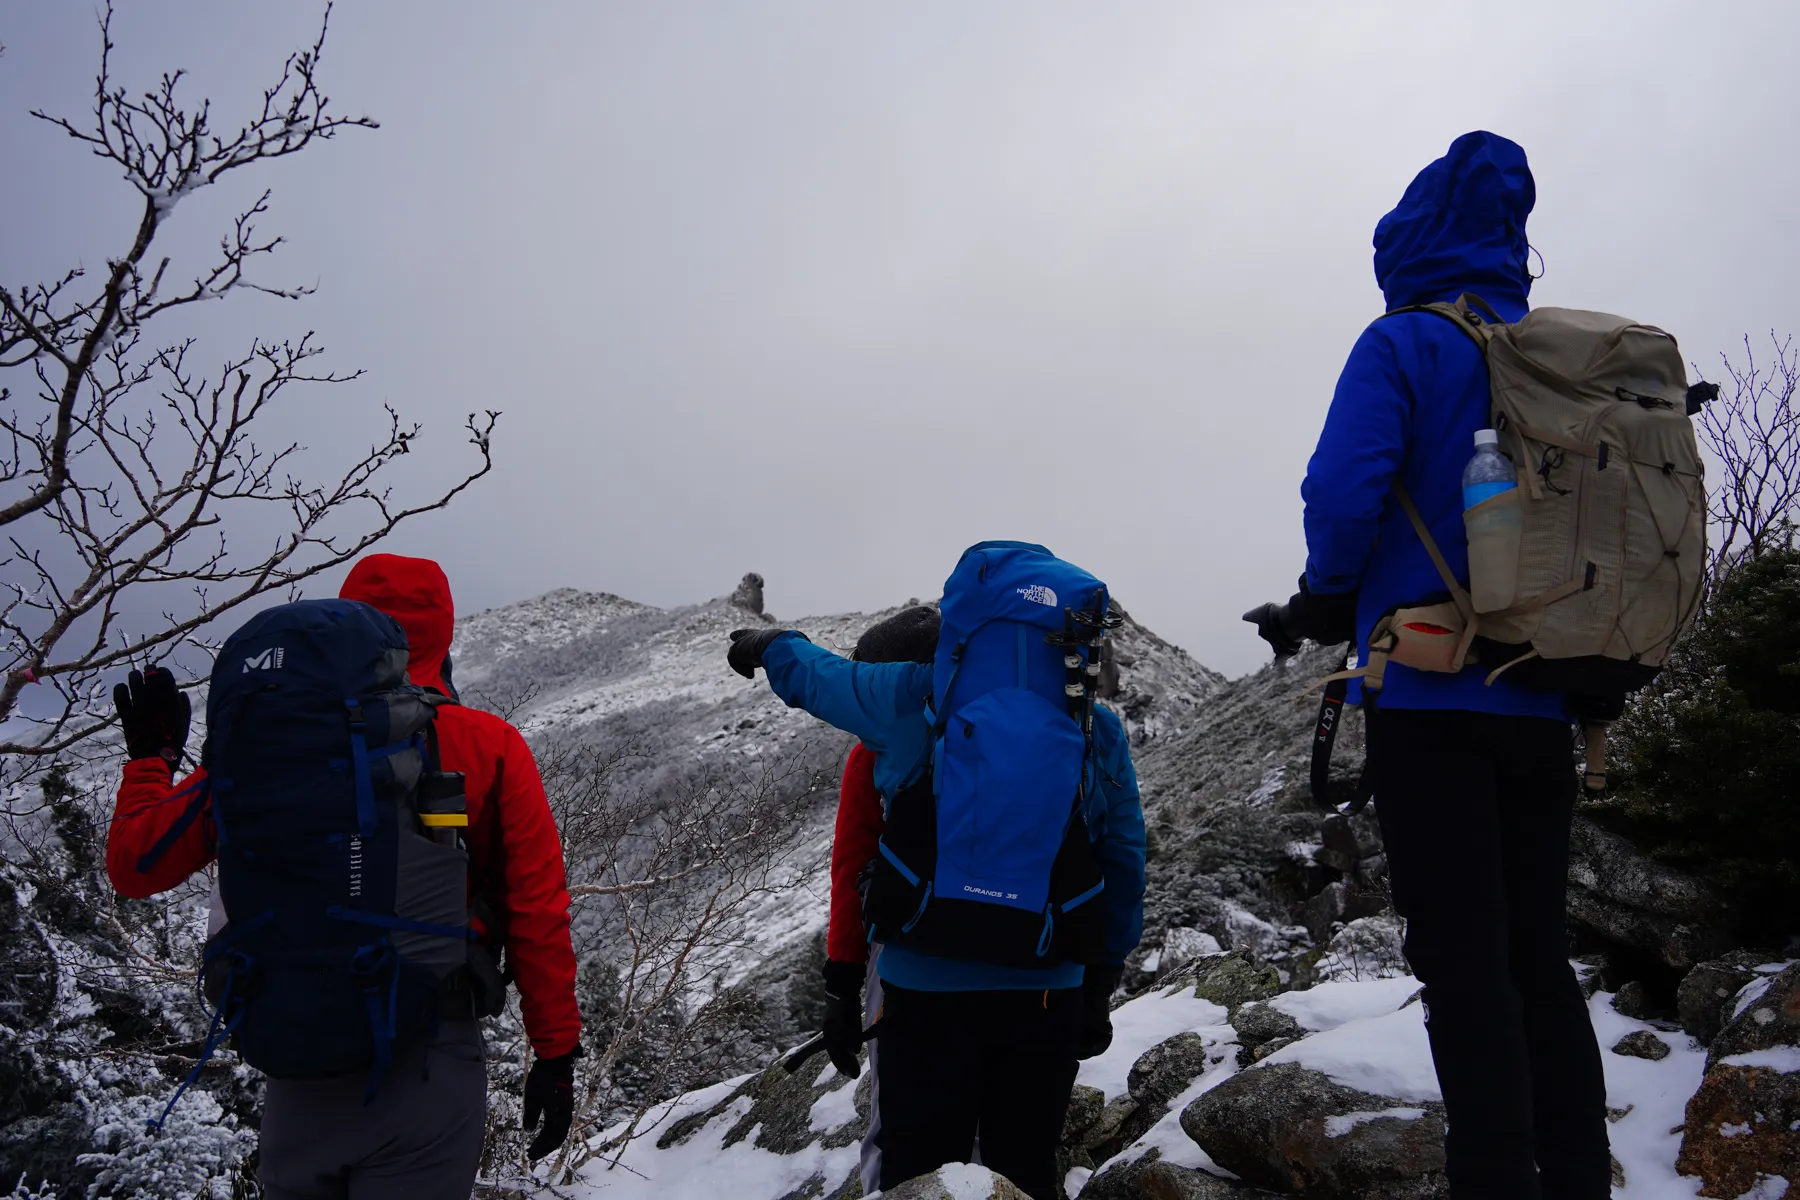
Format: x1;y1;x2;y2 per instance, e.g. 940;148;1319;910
781;1024;879;1074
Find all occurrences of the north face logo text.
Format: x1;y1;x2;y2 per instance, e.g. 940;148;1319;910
1016;585;1057;607
243;647;286;672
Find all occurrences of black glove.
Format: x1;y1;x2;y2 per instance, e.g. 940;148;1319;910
727;628;808;679
821;959;866;1079
1287;577;1359;647
523;1045;582;1162
1077;965;1124;1060
1242;601;1303;660
112;667;191;766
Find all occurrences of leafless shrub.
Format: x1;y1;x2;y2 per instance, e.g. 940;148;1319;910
477;737;832;1191
1696;331;1800;579
0;3;497;789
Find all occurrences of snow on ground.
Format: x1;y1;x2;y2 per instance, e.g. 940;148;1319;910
1075;985;1228;1102
1589;990;1709;1199
1267;974;1421;1031
554;965;1715;1199
1262;1003;1440;1102
563;1073;861;1200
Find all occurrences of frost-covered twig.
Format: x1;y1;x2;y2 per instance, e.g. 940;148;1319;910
1;4;494;779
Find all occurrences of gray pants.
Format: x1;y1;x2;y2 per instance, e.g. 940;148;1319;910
259;1021;487;1200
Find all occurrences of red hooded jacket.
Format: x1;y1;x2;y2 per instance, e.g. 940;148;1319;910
827;743;885;964
104;554;581;1059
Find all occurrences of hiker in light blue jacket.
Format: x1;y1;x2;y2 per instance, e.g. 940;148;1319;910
728;541;1145;1200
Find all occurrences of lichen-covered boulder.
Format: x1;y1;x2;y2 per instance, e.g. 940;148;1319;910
1609;1030;1672;1062
1136;1160;1284;1198
1676;952;1788;1045
1164;950;1280;1015
1181;1062;1448;1198
1678;963;1800;1197
1230;1000;1304;1051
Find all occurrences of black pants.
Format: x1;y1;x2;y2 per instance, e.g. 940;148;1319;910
874;983;1081;1200
1373;709;1610;1200
259;1020;486;1200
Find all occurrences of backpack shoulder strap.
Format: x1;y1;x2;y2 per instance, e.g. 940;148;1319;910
1378;293;1501;353
1393;482;1476;624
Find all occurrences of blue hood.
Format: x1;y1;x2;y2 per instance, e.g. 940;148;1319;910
1373;131;1535;312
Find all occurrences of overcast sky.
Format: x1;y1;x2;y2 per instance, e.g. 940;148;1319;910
4;2;1797;677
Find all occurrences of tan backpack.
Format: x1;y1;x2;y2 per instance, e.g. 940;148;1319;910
1348;294;1709;789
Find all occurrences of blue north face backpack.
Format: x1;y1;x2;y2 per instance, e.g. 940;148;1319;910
143;599;473;1115
865;541;1117;968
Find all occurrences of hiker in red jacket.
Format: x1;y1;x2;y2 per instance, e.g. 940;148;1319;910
105;553;580;1199
819;606;941;1196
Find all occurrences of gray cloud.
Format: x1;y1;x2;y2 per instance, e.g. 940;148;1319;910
3;1;1796;676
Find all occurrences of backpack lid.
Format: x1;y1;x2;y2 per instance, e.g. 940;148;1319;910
939;541;1108;637
207;599;413;747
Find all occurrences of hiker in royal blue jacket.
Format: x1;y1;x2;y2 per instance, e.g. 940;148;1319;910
728;544;1146;1200
1276;132;1609;1199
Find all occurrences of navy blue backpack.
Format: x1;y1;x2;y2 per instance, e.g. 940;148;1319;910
143;599;473;1114
866;541;1117;968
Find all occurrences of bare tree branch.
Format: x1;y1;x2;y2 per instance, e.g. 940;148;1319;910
1696;331;1800;581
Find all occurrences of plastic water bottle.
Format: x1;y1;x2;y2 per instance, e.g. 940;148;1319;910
1462;429;1521;613
1461;429;1516;509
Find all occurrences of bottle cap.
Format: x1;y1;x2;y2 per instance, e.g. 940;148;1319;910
1473;428;1499;448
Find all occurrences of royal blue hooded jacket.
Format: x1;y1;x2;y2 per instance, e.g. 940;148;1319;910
1302;131;1565;719
760;633;1147;992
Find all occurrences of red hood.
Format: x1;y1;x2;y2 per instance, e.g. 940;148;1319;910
340;554;454;694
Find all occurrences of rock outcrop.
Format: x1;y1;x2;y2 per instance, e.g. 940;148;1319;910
1182;1062;1448;1198
1565;815;1734;974
657;1053;868;1157
1678;962;1800;1197
730;572;768;616
1077;1032;1224;1167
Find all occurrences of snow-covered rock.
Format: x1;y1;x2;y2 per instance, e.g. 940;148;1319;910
883;1163;1030;1199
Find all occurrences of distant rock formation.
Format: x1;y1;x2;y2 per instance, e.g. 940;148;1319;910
730;572;766;617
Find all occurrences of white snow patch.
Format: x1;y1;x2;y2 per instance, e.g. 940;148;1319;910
1720;1121;1754;1138
1736;975;1776;1018
1244;765;1285;807
1267;975;1420;1031
938;1162;1006;1200
1139;950;1161;973
1721;1047;1800;1074
808;1079;858;1134
1063;1165;1093;1198
1323;1107;1426;1137
566;1078;859;1200
1075;986;1229;1102
1588;989;1709;1199
1260;1003;1440;1102
1737;1176;1791;1199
